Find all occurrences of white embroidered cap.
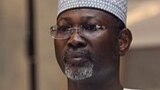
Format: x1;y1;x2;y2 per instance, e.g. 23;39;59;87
57;0;127;25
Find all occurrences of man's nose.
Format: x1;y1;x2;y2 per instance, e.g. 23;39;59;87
67;32;87;49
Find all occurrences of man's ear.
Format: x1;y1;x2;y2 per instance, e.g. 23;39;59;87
118;28;132;56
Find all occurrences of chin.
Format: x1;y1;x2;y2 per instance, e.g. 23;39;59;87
64;61;94;81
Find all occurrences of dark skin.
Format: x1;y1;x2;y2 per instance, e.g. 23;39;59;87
54;8;132;90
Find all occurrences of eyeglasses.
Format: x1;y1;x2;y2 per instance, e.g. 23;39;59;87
50;24;111;39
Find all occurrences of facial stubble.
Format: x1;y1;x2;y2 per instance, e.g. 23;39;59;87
63;49;94;81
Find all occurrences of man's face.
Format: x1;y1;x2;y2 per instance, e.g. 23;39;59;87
54;9;122;81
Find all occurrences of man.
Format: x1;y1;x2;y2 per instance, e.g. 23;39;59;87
50;0;134;90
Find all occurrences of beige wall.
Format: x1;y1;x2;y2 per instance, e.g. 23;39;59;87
35;0;67;90
0;0;160;90
125;47;160;89
0;0;29;90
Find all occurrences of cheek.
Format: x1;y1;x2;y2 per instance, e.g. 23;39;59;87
90;33;115;57
89;31;118;66
92;39;114;62
89;36;119;78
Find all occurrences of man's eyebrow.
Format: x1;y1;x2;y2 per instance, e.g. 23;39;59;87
57;17;72;23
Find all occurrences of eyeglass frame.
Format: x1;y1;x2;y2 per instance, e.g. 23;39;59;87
50;24;121;39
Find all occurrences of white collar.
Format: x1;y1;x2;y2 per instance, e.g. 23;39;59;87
124;88;140;90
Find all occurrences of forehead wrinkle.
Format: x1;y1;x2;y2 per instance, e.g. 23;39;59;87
80;16;98;24
80;16;95;20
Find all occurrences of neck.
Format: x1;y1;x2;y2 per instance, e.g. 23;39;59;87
67;76;123;90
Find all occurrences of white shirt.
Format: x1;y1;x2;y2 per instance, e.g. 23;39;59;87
124;88;140;90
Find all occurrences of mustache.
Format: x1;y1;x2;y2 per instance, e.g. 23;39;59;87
63;49;95;62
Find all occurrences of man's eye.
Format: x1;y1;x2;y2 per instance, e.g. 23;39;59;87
58;26;70;32
82;24;97;31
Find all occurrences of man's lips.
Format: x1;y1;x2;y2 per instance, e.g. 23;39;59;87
64;54;91;66
67;57;89;65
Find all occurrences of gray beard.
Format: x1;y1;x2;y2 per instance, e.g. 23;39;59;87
65;61;93;80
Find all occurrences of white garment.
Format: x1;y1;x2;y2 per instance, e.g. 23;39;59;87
124;88;140;90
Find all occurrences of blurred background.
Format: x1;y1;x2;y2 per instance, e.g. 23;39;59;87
0;0;160;90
